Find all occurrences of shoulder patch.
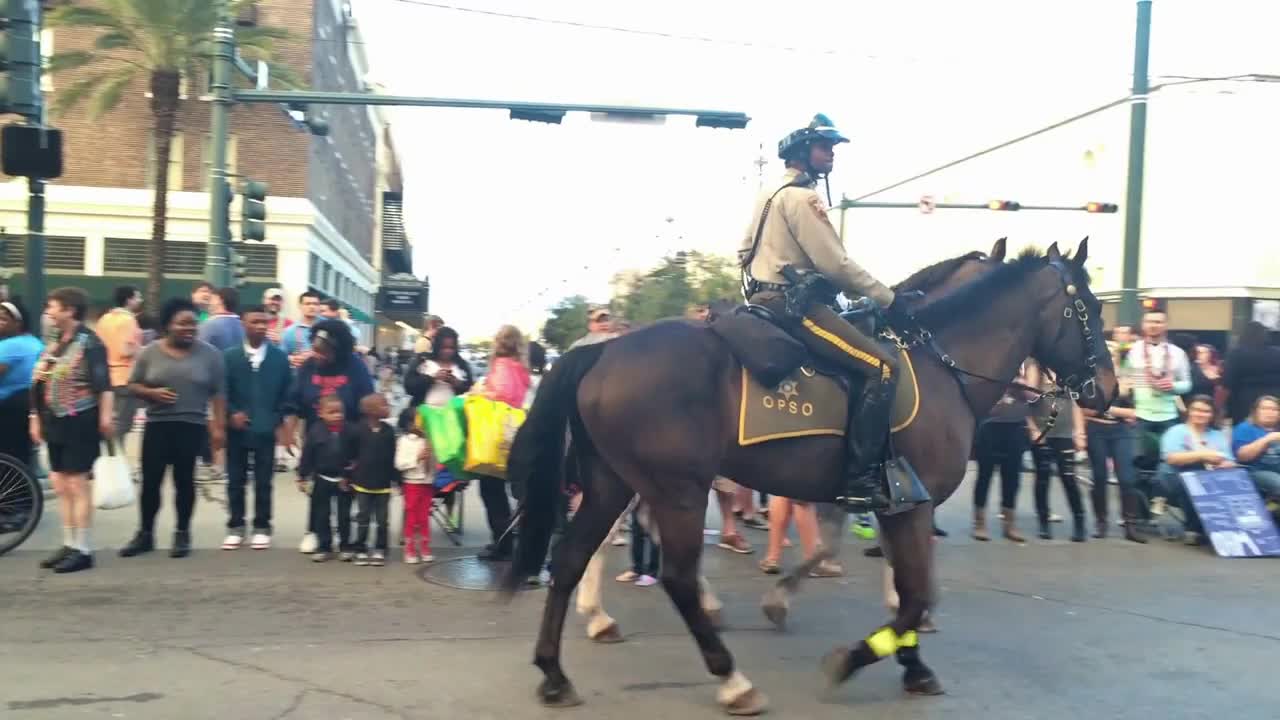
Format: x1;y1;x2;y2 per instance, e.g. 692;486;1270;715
806;194;833;225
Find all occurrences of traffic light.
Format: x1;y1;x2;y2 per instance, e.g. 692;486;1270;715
0;0;40;118
696;113;750;130
284;102;329;136
230;249;247;288
987;200;1021;211
509;108;565;124
241;180;267;241
1085;201;1118;213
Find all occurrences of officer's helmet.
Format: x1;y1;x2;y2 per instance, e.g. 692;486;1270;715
777;113;849;160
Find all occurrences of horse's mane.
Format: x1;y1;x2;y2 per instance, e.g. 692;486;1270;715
893;250;989;294
911;247;1050;328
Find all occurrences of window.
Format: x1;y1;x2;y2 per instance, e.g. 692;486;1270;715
145;132;185;190
309;254;319;286
0;234;85;272
103;238;148;273
231;243;277;278
201;134;238;190
165;242;206;275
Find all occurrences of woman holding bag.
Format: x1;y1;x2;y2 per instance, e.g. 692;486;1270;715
476;325;530;561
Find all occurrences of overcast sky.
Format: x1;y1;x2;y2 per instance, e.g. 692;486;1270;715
352;0;1280;339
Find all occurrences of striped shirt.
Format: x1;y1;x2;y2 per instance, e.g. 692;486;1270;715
37;324;110;418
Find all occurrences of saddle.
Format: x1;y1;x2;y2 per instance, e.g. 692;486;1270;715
709;304;920;447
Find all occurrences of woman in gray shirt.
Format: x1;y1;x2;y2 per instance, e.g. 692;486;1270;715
119;298;226;559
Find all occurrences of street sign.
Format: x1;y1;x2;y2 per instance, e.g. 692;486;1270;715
1181;468;1280;557
918;195;936;214
377;285;427;314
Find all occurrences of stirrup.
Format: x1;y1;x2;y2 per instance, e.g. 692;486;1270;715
882;457;931;516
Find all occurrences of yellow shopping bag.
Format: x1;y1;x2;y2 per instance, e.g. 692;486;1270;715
463;395;527;479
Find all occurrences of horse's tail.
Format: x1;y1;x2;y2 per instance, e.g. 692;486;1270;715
499;342;607;598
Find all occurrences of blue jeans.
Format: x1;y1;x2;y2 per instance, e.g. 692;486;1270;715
1247;469;1280;499
226;432;276;531
1085;421;1138;521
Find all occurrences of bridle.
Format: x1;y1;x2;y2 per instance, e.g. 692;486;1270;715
880;257;1104;440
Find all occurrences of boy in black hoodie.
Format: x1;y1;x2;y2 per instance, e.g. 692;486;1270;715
346;394;399;566
298;395;356;562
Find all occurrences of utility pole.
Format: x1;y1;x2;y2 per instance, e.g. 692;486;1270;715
1119;0;1152;327
205;0;234;287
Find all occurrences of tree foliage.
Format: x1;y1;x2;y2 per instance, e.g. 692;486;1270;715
540;295;589;352
614;251;739;325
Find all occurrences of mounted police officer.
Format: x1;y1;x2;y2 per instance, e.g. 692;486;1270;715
738;114;920;513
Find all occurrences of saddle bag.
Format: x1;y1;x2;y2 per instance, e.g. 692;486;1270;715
709;309;807;389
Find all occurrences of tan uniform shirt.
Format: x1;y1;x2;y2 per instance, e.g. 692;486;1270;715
738;168;894;307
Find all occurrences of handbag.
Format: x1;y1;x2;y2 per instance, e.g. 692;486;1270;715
92;440;135;510
463;395;527;479
420;398;467;475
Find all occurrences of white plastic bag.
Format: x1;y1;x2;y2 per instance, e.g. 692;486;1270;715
93;441;135;510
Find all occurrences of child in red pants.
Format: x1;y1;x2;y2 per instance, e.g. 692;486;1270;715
395;408;436;564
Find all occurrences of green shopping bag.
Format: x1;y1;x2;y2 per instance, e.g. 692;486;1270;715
420;397;467;475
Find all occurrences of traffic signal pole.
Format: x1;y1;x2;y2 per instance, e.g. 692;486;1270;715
1118;0;1152;327
206;1;234;287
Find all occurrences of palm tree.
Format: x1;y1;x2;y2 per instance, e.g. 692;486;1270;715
47;1;299;308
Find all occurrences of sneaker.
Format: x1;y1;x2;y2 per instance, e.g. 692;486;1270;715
354;552;371;566
616;570;639;583
1150;497;1167;516
371;550;386;567
717;533;753;554
808;560;844;578
250;533;271;550
420;553;435;564
53;549;94;574
311;551;331;563
339;551;355;562
221;533;244;551
39;545;74;569
404;552;421;565
299;532;318;554
634;574;659;587
741;516;769;531
611;534;628;546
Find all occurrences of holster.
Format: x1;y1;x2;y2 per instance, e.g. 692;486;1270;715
779;265;836;319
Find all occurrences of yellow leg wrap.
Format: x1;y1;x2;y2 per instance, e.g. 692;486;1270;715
865;627;898;658
801;318;883;370
897;630;919;649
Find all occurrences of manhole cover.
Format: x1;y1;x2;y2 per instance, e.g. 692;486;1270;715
418;555;540;591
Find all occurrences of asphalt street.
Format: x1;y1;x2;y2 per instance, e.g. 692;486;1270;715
2;470;1277;720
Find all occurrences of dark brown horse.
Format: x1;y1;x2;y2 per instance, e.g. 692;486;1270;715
502;239;1116;715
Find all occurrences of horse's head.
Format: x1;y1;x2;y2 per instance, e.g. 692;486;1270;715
1028;238;1116;413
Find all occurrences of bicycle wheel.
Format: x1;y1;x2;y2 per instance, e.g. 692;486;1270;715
0;452;42;557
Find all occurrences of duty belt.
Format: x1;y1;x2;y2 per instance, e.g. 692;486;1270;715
750;280;790;294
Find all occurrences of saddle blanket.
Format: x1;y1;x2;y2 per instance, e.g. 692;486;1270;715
737;350;920;447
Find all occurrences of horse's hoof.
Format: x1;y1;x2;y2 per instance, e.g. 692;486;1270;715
761;602;788;631
723;688;769;716
903;669;945;696
820;646;856;689
538;679;584;708
705;607;724;630
590;623;625;644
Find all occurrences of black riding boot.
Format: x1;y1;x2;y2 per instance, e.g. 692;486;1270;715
838;372;896;513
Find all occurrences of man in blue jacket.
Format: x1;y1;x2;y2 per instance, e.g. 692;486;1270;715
221;304;294;551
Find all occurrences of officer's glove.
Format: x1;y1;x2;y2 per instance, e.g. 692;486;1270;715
884;291;924;325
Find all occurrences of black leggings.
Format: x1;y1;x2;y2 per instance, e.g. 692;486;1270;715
140;421;205;534
1032;437;1085;521
974;422;1027;510
478;475;513;552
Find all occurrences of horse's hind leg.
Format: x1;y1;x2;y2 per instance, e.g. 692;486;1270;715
821;504;942;695
761;502;846;631
575;509;628;643
649;494;768;716
533;460;633;708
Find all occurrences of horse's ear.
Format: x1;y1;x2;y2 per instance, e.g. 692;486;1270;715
990;237;1007;261
1046;242;1063;261
1073;237;1090;267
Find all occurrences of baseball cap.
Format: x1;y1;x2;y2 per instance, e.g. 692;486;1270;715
588;306;611;321
264;287;284;300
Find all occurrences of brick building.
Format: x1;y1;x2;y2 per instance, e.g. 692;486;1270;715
0;0;407;337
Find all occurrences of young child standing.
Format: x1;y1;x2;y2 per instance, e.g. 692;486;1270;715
395;408;436;564
297;395;355;563
344;394;398;566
